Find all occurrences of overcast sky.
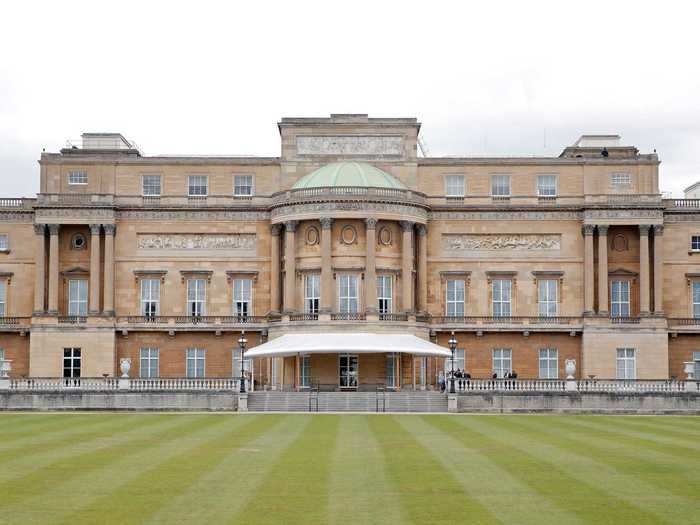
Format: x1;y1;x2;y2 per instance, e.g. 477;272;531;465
1;0;698;196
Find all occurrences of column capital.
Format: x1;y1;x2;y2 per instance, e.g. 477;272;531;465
400;220;414;233
103;224;116;236
653;224;664;236
319;217;333;230
597;225;609;235
33;224;45;236
365;218;378;230
47;224;60;235
581;224;595;236
270;224;283;236
285;220;298;233
416;224;428;236
89;224;102;235
639;224;652;235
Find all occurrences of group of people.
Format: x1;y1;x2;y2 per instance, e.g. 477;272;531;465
438;369;519;392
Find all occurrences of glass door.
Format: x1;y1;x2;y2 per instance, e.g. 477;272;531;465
339;354;358;389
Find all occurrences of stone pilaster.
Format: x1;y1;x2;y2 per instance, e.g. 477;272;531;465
639;225;651;315
283;220;298;314
320;217;333;314
400;221;414;313
89;224;101;315
365;218;378;314
582;224;595;316
102;224;115;316
33;224;46;315
597;225;609;315
416;224;428;314
653;224;664;315
270;224;282;314
47;224;60;315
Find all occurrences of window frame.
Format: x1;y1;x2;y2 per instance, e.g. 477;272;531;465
377;275;393;314
67;170;88;185
186;278;207;317
445;279;465;317
444;348;465;375
537;279;558;317
610;279;631;318
538;348;559;379
444;174;465;197
140;278;161;318
610;173;631;187
693;281;700;318
0;234;8;252
492;279;512;317
187;175;208;197
492;348;512;378
233;278;253;318
0;280;6;317
233;174;254;197
537;174;558;197
338;274;359;314
142;175;162;197
304;273;320;315
232;348;252;379
300;354;311;388
491;174;511;197
186;348;206;378
616;348;636;379
67;279;88;316
63;348;81;378
691;235;700;252
139;348;159;378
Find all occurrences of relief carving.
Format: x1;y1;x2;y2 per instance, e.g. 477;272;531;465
296;135;403;156
137;233;256;252
442;234;561;253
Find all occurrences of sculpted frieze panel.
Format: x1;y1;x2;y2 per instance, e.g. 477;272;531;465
296;135;403;156
584;209;663;220
430;211;582;221
118;210;269;221
35;208;115;222
0;211;33;222
443;234;561;254
272;202;427;221
137;233;256;253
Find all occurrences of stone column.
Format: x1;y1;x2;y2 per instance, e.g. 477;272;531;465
270;224;282;314
89;224;101;315
102;224;115;316
582;224;595;315
639;225;651;315
653;224;664;314
320;217;333;314
597;225;609;315
283;221;298;313
400;221;414;313
33;224;46;314
416;224;428;314
365;218;378;314
47;224;60;315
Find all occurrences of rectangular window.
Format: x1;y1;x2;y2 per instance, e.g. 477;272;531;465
232;348;252;379
338;275;359;314
0;280;5;317
446;279;465;317
187;279;206;317
233;278;252;317
539;348;558;379
0;234;8;251
139;348;159;378
694;352;700;383
491;175;511;197
444;349;465;376
68;279;88;316
304;274;320;315
691;236;700;252
445;175;465;197
188;175;208;197
492;348;512;378
693;282;700;318
234;175;254;196
377;275;392;314
611;173;631;186
538;279;558;317
140;279;160;318
300;355;311;388
142;175;161;196
186;348;206;378
386;353;399;388
616;348;636;379
537;175;557;197
611;280;630;317
492;279;512;317
63;348;81;378
68;170;88;185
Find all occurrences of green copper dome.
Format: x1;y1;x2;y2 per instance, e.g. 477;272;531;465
292;162;406;189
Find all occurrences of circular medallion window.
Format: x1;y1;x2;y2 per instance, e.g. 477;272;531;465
378;226;392;246
71;233;87;250
305;226;319;246
611;234;628;252
340;225;357;245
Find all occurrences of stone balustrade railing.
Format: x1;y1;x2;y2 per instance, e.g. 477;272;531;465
9;377;120;390
432;316;582;326
129;378;241;391
664;199;700;208
116;315;268;326
271;186;426;206
452;379;567;392
0;198;36;209
577;379;688;393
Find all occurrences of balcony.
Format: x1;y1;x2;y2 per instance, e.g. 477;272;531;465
37;193;114;206
271;186;426;206
116;315;268;331
431;316;582;332
0;317;31;332
0;198;36;209
664;199;700;209
331;313;367;321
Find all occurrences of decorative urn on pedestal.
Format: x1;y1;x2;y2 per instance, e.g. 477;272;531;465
120;358;132;379
565;359;576;380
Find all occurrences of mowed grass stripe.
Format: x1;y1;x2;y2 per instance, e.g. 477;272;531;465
514;416;700;500
0;414;173;486
465;416;693;523
56;415;276;524
407;415;587;525
328;415;404;525
0;415;223;517
368;415;497;525
575;416;700;449
0;413;107;442
147;415;309;524
232;415;340;525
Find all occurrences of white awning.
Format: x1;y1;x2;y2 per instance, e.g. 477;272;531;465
244;333;451;358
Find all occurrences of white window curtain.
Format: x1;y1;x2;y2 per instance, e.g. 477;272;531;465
377;275;392;314
68;279;88;316
693;282;700;318
444;349;465;375
0;280;6;317
492;279;512;317
139;348;159;378
538;279;558;317
233;279;252;317
616;348;636;379
611;280;630;317
0;234;8;251
539;348;558;379
187;279;206;317
300;355;311;388
492;348;512;378
140;279;160;317
186;348;206;378
537;175;557;196
304;274;320;314
338;275;359;314
142;175;161;196
491;175;511;196
445;175;465;197
234;175;254;196
188;175;208;196
446;279;465;316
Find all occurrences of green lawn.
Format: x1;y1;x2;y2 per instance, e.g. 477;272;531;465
0;414;698;524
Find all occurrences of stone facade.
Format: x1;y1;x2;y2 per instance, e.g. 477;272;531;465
1;115;698;387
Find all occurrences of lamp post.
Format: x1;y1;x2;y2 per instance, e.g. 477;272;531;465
238;331;247;394
448;331;457;394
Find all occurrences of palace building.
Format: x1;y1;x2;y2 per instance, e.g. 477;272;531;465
1;114;699;390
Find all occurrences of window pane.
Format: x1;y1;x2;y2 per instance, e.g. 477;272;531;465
537;175;557;196
188;176;208;196
445;175;464;196
0;234;8;251
142;175;161;196
234;175;254;196
0;281;5;317
68;171;88;184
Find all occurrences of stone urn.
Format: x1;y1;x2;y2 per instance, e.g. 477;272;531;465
120;358;132;379
565;359;576;380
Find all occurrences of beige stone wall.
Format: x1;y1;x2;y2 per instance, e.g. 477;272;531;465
581;330;668;379
662;220;700;317
0;221;36;317
29;328;115;377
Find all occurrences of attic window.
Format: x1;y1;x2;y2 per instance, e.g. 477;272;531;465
611;173;631;186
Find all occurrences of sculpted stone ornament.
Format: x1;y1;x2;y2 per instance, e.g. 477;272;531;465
565;359;576;380
120;358;131;378
137;233;255;252
296;135;403;156
305;226;320;246
443;234;561;253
